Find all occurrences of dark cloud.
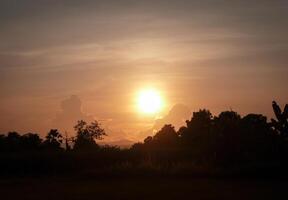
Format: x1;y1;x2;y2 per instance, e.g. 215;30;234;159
0;0;287;52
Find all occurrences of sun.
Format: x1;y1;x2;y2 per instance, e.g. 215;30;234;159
137;89;163;114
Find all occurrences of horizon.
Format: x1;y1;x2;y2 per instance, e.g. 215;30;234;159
0;98;285;147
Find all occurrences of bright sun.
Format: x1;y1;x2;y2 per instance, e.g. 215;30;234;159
137;89;163;114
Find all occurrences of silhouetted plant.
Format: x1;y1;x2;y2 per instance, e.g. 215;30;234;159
177;109;214;163
6;131;21;152
180;109;213;143
271;101;288;137
144;136;153;144
212;111;242;165
237;114;274;161
64;132;73;151
153;124;178;145
0;134;7;152
21;133;42;151
73;120;106;150
131;142;144;151
43;129;63;150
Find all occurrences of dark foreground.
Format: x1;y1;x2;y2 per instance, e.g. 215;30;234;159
0;177;287;200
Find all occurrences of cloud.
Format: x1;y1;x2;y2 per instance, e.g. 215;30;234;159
51;95;134;147
52;95;94;134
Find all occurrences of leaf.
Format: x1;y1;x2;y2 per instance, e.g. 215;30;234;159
272;101;282;121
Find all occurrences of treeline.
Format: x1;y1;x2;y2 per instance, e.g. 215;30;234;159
133;101;288;166
0;120;106;152
0;101;287;176
0;129;62;152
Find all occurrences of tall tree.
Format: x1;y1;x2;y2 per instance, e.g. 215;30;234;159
73;120;106;150
43;129;63;150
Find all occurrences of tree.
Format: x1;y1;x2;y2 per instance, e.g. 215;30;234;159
43;129;63;150
144;136;153;144
0;134;7;152
6;132;21;152
21;133;42;151
73;120;106;150
271;101;288;137
153;124;178;146
213;111;241;164
270;101;288;157
178;109;214;162
180;109;213;143
239;114;274;161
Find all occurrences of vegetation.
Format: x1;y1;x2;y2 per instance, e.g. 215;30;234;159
73;120;106;151
0;101;288;177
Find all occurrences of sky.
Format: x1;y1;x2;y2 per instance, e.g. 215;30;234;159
0;0;287;144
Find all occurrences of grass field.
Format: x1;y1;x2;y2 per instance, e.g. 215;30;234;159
0;177;287;200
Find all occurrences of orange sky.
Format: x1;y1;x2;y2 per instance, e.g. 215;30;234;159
0;0;287;144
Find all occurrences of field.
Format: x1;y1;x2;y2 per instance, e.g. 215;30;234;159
0;177;287;200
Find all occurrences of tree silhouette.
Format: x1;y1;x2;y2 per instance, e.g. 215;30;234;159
6;131;21;152
73;120;106;150
238;114;274;161
144;136;153;145
180;109;213;143
212;111;242;165
43;129;63;150
271;101;288;137
178;109;214;162
153;124;178;145
0;134;6;151
21;133;42;151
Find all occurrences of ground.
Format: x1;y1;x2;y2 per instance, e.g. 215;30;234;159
0;177;286;200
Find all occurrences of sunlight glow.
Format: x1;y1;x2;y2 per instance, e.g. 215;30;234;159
137;89;163;114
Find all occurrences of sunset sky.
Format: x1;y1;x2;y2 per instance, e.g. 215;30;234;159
0;0;287;144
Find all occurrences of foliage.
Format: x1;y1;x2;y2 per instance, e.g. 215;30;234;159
271;101;288;137
20;133;42;151
73;120;106;150
43;129;63;150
